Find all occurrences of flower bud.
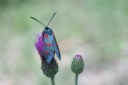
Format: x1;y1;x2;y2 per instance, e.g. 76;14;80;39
71;54;84;74
41;56;58;77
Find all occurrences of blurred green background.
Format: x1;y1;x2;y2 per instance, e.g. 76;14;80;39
0;0;128;85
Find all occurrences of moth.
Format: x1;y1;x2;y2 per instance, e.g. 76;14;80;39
31;12;61;63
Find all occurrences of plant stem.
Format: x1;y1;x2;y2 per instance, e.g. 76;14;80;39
51;76;55;85
75;74;78;85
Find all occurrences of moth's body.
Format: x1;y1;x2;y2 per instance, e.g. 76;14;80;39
43;27;61;63
31;12;61;63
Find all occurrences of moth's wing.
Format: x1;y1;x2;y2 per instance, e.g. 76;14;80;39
43;47;55;63
43;32;55;63
52;33;61;60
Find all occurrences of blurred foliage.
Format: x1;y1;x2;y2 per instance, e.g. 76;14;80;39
0;0;128;85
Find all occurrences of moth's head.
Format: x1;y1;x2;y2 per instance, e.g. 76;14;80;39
44;27;52;35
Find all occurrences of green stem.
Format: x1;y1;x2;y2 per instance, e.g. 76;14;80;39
75;74;78;85
51;76;55;85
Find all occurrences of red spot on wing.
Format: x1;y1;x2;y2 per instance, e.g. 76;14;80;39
58;50;60;52
45;51;49;54
45;43;51;47
52;33;54;36
44;33;48;38
47;43;51;46
56;43;58;46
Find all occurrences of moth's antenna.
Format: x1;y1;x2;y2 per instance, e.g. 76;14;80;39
30;17;46;27
47;12;57;27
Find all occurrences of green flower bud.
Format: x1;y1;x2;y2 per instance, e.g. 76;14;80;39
71;54;84;74
41;56;58;78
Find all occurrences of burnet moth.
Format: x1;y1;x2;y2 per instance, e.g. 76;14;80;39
31;12;61;63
